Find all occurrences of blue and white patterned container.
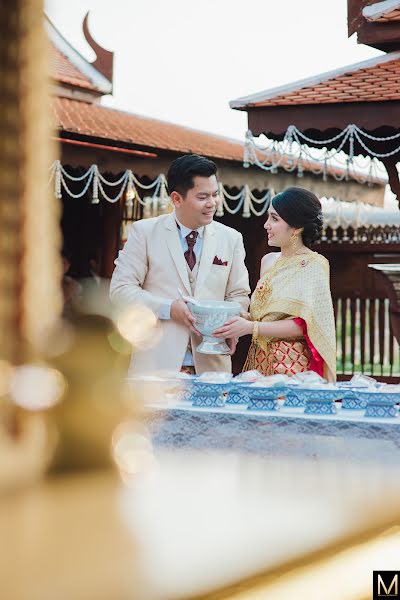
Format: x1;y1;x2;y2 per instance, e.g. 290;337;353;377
226;381;250;405
301;388;343;415
283;387;305;408
177;380;196;403
362;391;400;418
335;383;369;410
340;389;368;410
190;380;229;408
244;385;286;411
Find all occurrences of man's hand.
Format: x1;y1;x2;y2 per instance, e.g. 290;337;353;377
226;337;239;356
170;298;201;335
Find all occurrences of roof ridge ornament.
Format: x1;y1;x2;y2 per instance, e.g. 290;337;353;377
83;12;114;85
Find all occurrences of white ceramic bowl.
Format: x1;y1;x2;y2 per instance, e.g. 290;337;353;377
188;300;241;354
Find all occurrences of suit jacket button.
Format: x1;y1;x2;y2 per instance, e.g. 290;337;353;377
190;277;194;283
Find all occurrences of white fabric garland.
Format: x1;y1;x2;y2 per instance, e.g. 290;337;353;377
244;125;392;185
49;160;272;218
49;160;398;228
321;197;400;230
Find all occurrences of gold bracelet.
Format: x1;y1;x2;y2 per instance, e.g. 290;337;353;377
252;321;259;342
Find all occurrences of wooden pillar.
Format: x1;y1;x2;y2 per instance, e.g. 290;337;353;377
0;0;61;361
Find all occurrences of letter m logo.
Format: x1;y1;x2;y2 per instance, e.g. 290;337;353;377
374;572;400;599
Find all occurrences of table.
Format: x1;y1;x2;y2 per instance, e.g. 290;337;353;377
3;405;400;600
147;401;400;465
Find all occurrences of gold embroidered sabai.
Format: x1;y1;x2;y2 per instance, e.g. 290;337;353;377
245;252;336;381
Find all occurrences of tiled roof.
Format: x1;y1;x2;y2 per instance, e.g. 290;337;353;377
50;41;102;93
230;52;400;108
363;0;400;22
52;97;385;184
53;97;245;161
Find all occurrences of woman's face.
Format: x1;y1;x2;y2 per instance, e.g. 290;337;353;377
264;207;295;248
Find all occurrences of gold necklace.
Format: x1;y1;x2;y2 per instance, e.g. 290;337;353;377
255;249;311;303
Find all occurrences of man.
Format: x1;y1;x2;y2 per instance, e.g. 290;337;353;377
110;154;250;375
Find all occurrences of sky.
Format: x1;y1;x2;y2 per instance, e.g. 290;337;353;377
45;0;383;142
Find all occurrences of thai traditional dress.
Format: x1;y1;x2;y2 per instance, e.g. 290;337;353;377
244;252;336;382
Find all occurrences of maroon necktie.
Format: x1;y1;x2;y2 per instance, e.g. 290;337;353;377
185;230;198;270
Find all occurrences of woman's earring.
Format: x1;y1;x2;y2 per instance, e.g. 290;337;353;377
290;232;298;251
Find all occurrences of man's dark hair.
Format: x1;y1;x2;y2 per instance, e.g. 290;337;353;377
167;154;217;197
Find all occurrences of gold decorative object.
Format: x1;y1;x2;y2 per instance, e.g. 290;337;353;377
49;312;135;472
0;0;146;486
0;0;62;490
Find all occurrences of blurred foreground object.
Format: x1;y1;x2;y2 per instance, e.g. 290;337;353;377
50;312;138;471
0;0;61;361
120;451;400;600
1;2;400;600
0;0;61;489
4;449;399;600
1;471;144;600
0;0;151;478
0;3;144;599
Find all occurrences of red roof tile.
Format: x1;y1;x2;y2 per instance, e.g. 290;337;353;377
231;53;400;108
49;41;101;93
53;97;245;161
52;97;385;184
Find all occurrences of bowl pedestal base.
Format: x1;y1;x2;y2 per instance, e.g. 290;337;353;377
197;336;230;355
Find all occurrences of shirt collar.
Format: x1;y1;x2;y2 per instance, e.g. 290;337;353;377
175;215;204;239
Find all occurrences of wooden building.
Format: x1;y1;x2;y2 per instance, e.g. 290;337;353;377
48;11;400;377
48;16;384;276
230;0;400;379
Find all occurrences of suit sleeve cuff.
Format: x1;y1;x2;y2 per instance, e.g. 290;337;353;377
158;299;173;320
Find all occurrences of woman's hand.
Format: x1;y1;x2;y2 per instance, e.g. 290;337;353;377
213;316;253;339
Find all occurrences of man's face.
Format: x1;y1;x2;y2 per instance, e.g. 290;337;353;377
172;175;219;229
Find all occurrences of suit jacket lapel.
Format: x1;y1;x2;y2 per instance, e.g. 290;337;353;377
164;213;191;294
195;222;217;295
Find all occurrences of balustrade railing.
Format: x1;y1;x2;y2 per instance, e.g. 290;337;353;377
335;297;400;379
321;226;400;245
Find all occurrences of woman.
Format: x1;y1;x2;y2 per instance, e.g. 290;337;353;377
214;187;336;382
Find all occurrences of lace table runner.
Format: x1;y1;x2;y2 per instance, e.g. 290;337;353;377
147;403;400;464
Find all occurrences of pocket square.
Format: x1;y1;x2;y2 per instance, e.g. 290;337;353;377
213;256;228;266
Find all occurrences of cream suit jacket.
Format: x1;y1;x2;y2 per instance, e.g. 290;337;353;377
110;212;250;375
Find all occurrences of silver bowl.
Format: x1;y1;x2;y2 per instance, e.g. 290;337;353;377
188;300;241;354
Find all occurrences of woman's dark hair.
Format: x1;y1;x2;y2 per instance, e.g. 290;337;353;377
271;187;323;246
167;154;217;197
